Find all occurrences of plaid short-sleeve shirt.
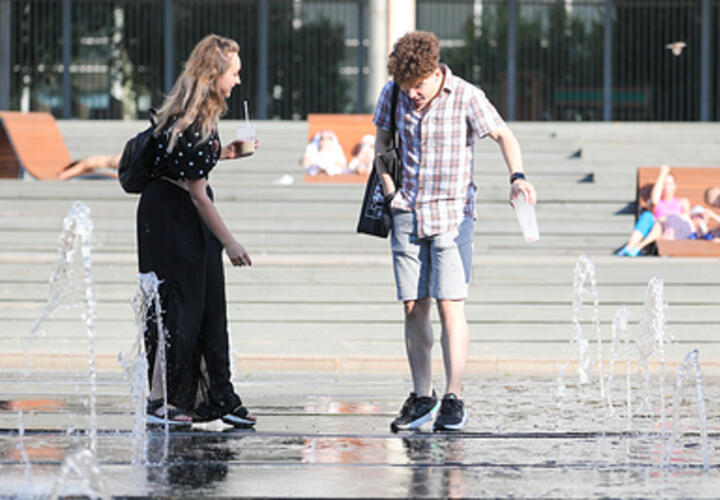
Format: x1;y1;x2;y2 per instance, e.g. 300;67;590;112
373;64;505;238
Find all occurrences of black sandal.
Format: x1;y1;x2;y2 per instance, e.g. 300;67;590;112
146;399;192;430
221;404;257;428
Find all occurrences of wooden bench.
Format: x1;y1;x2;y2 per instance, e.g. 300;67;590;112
655;239;720;257
304;113;375;183
636;166;720;257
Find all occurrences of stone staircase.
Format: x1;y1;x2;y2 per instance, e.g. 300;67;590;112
1;120;719;373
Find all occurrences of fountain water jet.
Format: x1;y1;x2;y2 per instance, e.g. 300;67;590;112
20;201;107;496
118;273;172;467
50;449;110;500
636;276;672;435
608;306;630;417
623;307;633;431
559;255;603;396
16;410;32;487
121;271;171;462
28;201;99;454
664;349;710;471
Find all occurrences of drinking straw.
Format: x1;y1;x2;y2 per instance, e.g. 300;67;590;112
243;100;250;126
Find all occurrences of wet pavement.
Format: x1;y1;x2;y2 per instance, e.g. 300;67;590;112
0;371;718;498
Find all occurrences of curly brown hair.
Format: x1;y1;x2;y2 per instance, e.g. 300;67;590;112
387;31;439;87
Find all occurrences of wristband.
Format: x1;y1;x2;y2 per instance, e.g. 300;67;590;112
383;191;396;207
510;172;527;184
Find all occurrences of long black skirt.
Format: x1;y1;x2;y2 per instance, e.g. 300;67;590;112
137;179;240;416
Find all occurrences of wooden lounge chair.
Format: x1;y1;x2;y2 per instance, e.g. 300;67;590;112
304;113;375;183
0;111;116;180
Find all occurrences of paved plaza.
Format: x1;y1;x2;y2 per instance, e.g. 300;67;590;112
2;370;719;497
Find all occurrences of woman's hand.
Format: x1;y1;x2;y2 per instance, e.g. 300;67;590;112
221;139;259;159
225;240;252;267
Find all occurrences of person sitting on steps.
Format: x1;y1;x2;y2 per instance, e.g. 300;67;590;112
616;165;689;257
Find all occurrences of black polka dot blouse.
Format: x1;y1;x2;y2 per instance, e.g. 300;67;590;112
151;122;221;181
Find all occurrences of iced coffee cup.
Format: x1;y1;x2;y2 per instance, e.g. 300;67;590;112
236;123;256;157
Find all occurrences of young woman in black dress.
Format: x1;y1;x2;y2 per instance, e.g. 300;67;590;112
138;34;256;428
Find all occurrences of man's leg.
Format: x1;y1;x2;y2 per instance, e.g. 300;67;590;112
391;295;439;432
404;296;434;396
437;299;469;396
430;217;473;431
389;211;439;431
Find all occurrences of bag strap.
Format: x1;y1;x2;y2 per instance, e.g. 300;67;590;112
147;107;157;127
390;83;399;148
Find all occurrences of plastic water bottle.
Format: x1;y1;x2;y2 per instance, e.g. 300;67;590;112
512;192;539;242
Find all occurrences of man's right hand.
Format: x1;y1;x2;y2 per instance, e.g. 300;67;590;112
510;179;537;206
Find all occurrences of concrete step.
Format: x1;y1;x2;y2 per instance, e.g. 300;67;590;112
0;180;636;204
2;300;718;325
4;282;720;305
0;215;632;234
0;258;718;283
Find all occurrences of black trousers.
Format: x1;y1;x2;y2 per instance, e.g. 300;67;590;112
137;179;240;414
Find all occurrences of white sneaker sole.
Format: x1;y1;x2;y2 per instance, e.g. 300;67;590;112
392;400;441;431
434;410;468;431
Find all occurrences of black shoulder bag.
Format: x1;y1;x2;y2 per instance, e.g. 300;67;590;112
356;84;402;238
118;108;158;194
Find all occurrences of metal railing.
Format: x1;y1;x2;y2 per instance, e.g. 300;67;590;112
1;0;718;121
418;0;718;122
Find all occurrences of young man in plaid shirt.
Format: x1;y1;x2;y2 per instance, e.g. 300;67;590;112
373;31;537;432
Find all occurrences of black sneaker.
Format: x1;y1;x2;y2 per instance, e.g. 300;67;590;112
390;390;440;432
433;393;468;432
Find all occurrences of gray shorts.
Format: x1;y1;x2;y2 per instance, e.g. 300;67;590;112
390;211;474;301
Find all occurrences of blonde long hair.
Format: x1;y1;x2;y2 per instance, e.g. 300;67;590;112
154;34;240;151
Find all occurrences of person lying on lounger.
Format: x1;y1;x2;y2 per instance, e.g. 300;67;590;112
57;154;120;180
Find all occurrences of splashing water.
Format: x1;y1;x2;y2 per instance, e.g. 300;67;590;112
607;306;630;417
572;256;594;386
118;273;169;467
637;276;672;434
228;320;238;385
122;271;171;462
664;350;710;471
560;255;602;394
28;201;99;455
50;449;110;500
155;308;171;460
622;307;633;431
16;410;32;487
29;201;95;339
